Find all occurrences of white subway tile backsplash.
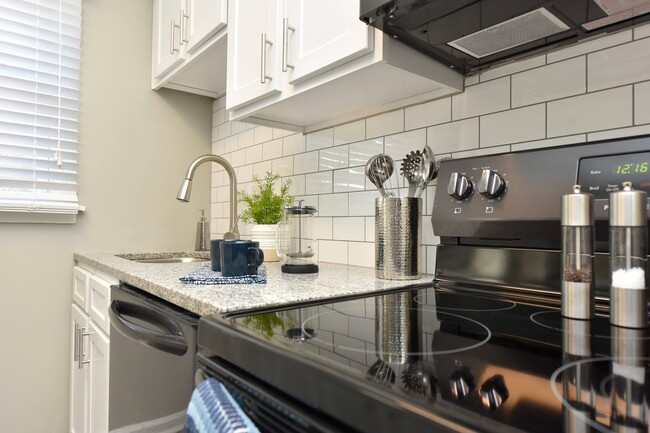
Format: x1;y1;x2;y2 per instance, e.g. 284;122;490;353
366;110;404;139
428;118;479;154
348;242;374;267
315;217;333;240
319;193;349;216
333;217;365;241
384;129;426;163
254;126;273;144
635;81;650;125
294;151;319;174
213;108;225;126
273;128;294;139
588;38;650;92
212;139;225;155
364;216;375;242
465;74;479;86
262;139;283;160
319;240;349;264
224;135;238;153
334;120;365;146
245;144;263;164
238;129;255;149
547;30;632;63
404;98;451;131
283;133;305;156
217;122;232;140
333;168;365;192
479;55;546;82
306;172;333;195
451;77;510;120
636;23;650;39
272;156;293;177
422;216;440;245
231;121;247;135
587;124;650;141
348;190;377;216
231;149;246;167
237;164;254;184
547;87;633;137
512;57;586;107
319;146;348;171
480;104;546;147
452;145;511;158
306;128;334;151
253;160;273;177
426;245;437;274
510;134;587;152
349;138;383;167
286;175;305;196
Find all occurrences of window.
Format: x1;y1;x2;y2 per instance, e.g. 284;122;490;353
0;0;83;223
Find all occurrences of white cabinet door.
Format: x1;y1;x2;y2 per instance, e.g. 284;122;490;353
88;321;110;433
226;0;284;110
153;0;186;78
185;0;228;53
285;0;372;85
70;304;89;433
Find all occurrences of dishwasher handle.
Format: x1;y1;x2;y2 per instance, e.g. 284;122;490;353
109;300;188;356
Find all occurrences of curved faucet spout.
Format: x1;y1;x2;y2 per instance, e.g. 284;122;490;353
177;154;239;239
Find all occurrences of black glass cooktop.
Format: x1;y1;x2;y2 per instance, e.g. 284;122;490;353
199;283;650;433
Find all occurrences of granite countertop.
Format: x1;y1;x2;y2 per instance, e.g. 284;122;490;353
74;251;434;316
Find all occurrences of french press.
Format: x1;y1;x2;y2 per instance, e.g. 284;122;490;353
277;200;319;274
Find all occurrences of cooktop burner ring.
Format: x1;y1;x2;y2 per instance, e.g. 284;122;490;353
530;311;650;340
301;309;492;358
414;292;517;312
550;356;650;433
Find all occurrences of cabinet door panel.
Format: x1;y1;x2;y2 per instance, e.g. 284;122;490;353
286;0;372;85
88;322;110;433
70;304;89;433
153;0;185;78
186;0;227;52
226;0;283;110
72;266;90;312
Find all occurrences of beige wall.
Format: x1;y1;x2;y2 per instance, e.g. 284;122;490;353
0;1;213;432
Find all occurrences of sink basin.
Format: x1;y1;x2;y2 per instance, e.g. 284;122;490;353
116;253;209;264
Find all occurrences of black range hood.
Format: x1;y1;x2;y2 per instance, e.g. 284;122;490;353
360;0;650;74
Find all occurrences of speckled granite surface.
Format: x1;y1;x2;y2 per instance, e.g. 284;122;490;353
74;251;434;316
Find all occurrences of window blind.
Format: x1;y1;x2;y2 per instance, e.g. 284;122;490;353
0;0;83;223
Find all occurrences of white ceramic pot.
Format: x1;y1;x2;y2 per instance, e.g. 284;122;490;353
250;224;279;262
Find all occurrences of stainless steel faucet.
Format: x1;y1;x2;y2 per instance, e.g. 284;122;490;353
177;154;240;240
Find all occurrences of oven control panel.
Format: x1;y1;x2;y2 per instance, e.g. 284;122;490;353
432;134;650;246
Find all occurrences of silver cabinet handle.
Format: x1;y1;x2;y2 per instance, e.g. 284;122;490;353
260;33;273;84
180;9;189;44
282;18;295;72
73;322;79;362
77;328;91;369
170;19;180;54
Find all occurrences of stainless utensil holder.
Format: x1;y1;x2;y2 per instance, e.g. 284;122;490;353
375;197;421;280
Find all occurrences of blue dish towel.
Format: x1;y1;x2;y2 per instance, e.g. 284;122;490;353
180;264;267;285
184;378;260;433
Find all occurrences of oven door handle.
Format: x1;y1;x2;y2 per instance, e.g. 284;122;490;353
109;300;188;356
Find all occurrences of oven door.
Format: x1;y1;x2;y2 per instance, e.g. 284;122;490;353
195;352;353;433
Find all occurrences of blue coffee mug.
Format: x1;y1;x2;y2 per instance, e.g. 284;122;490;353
210;239;225;272
220;240;265;277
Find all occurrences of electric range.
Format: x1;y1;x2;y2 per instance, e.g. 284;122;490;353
197;135;650;432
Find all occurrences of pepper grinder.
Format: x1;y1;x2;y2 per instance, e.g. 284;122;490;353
561;185;595;320
609;182;648;328
195;209;210;251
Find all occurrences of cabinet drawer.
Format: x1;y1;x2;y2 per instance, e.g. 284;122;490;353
73;266;91;312
89;275;111;335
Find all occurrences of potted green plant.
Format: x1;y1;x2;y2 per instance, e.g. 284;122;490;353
238;172;293;262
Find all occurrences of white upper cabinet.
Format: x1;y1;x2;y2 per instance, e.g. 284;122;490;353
226;0;284;110
185;0;228;53
285;0;372;85
151;0;228;98
152;0;185;79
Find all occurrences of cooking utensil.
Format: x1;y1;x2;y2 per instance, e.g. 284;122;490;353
375;154;395;197
401;360;433;397
367;359;396;386
416;145;437;198
400;150;423;197
366;154;395;197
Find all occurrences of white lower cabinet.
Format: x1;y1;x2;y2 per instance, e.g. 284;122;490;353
70;265;116;433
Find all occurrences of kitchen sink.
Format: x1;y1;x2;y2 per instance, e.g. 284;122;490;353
116;252;209;264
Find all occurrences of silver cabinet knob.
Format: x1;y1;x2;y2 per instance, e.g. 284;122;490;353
449;370;474;400
477;169;505;198
447;172;473;200
480;375;509;411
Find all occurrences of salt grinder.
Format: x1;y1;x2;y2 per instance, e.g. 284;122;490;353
561;185;595;319
609;182;648;328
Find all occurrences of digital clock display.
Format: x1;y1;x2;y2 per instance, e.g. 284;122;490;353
578;151;650;199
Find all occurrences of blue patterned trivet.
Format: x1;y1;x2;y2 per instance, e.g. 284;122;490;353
180;264;267;285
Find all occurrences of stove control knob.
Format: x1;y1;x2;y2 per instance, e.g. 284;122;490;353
447;172;473;200
477;169;505;198
480;375;509;411
449;371;474;400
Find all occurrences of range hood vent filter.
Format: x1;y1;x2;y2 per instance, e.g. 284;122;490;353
447;8;571;59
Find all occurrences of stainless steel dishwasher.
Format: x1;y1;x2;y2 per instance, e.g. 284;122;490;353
108;283;198;432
